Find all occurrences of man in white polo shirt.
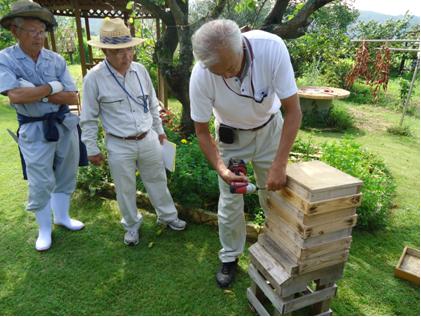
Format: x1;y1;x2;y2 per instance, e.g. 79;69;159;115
190;19;302;288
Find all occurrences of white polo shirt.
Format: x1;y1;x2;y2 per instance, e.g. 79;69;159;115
189;30;297;129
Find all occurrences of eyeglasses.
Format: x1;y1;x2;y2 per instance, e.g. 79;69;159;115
13;25;47;37
110;47;134;57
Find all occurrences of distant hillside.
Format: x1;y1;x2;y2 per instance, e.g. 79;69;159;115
357;10;420;26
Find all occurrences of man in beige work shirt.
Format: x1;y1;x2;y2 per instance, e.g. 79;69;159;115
80;18;186;246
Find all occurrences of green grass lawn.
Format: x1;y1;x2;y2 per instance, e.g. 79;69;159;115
0;71;419;315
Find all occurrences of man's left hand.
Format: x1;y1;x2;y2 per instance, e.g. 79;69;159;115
158;133;167;145
266;164;287;191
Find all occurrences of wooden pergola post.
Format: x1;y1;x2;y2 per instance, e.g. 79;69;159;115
156;18;168;108
49;28;57;52
74;8;87;76
84;16;93;65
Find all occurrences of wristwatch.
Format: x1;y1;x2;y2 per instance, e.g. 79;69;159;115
41;97;48;103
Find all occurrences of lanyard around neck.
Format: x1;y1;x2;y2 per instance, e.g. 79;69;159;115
105;60;149;113
221;37;266;104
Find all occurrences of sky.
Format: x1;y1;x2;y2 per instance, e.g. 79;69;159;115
353;0;420;17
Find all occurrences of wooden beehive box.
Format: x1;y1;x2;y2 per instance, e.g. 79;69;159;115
395;246;420;285
262;160;362;275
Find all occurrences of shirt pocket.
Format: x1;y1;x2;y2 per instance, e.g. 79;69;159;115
43;69;57;82
100;97;124;107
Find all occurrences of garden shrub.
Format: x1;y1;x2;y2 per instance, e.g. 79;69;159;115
320;137;396;230
78;129;396;231
301;104;354;131
325;104;355;131
347;81;374;104
387;125;413;137
77;127;112;196
166;136;220;210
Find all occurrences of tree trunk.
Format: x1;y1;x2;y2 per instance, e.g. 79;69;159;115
138;0;336;136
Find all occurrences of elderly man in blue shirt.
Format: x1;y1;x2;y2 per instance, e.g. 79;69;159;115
0;0;84;251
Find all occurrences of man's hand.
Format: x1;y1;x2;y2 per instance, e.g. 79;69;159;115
18;78;35;88
48;81;64;95
88;153;105;166
158;133;167;145
266;163;287;191
219;166;248;185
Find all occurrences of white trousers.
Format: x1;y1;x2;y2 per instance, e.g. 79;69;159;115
216;112;283;263
106;129;178;232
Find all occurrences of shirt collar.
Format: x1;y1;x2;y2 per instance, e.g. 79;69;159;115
103;59;136;77
14;45;52;62
239;36;252;81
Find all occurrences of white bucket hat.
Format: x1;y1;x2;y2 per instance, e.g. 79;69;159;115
87;18;145;49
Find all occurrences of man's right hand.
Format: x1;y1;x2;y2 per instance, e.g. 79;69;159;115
219;167;248;185
88;153;105;166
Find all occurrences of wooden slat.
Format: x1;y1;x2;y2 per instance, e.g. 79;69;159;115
283;284;337;314
248;264;285;313
249;243;291;289
277;187;362;215
306;194;362;215
299;251;349;274
280;264;344;297
267;191;357;227
266;198;357;239
266;203;357;241
258;234;299;275
247;287;271;316
301;236;352;259
264;218;303;257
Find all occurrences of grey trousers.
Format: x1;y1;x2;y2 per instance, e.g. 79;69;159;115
216;112;283;263
106;129;178;232
18;121;79;211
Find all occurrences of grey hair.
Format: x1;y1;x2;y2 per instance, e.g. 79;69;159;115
12;17;25;28
192;19;242;67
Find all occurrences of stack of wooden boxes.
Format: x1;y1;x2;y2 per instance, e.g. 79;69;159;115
247;160;363;316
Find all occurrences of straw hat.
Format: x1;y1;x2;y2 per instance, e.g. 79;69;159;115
87;18;145;49
0;0;57;31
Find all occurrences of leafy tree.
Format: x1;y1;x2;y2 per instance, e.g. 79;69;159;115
349;13;420;74
132;0;337;135
0;0;14;50
288;1;358;85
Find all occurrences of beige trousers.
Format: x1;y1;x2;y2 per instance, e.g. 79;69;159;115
216;112;283;263
106;129;178;232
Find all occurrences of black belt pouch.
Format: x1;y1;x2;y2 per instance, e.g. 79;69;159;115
218;124;235;144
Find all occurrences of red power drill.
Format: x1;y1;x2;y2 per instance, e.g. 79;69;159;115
228;158;258;194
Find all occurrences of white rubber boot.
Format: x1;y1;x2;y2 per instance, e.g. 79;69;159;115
35;202;52;251
51;193;84;231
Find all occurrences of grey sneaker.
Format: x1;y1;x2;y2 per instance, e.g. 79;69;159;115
159;218;186;231
124;230;139;246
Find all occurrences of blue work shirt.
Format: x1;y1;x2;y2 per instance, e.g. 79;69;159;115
0;44;77;117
